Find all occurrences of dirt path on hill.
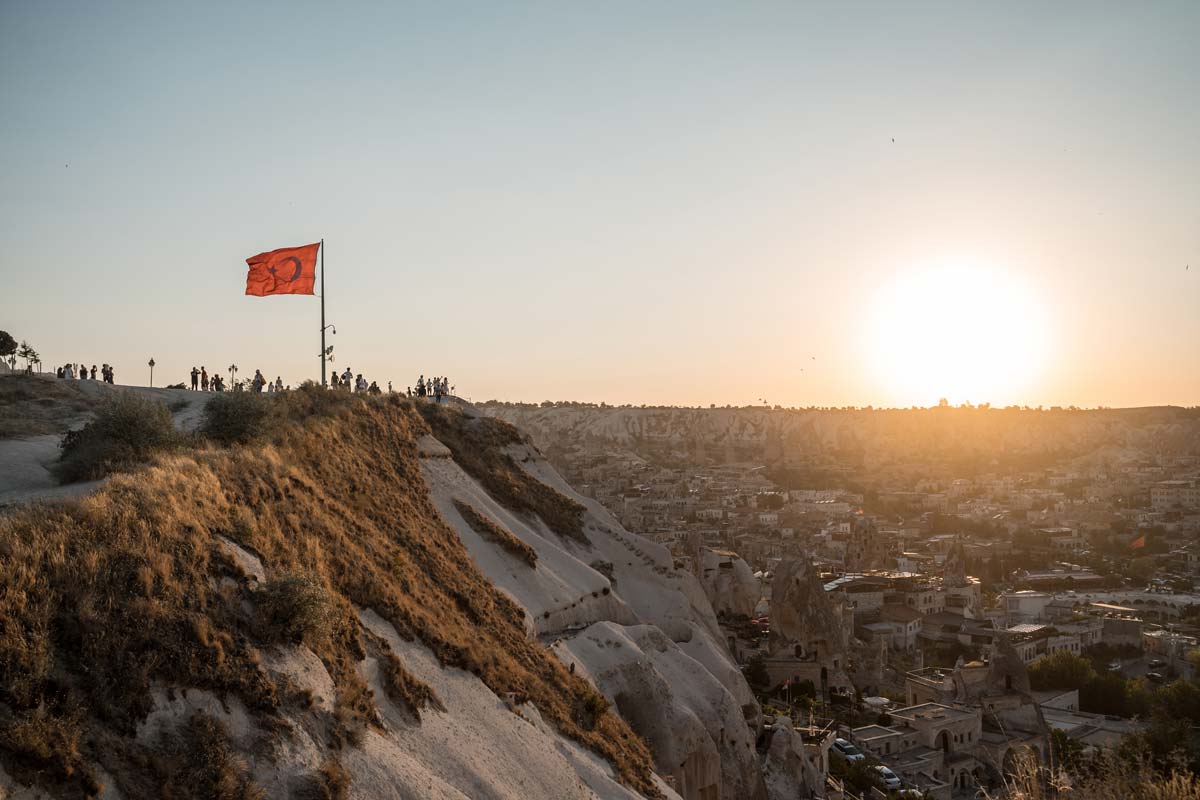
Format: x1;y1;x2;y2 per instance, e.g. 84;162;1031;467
0;380;210;509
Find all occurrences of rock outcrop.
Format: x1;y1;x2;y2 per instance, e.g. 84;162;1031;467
693;544;761;620
419;410;768;800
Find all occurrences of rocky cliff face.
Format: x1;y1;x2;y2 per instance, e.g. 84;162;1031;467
694;548;761;620
419;407;768;800
0;391;772;800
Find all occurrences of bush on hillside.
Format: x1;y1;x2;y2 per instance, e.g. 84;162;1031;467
296;759;351;800
201;392;272;445
160;712;263;800
55;393;180;483
255;573;336;647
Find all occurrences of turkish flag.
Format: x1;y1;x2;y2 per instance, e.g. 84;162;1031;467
245;242;320;296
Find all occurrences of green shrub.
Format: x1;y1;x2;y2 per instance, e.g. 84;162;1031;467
55;393;180;483
201;392;272;445
255;573;336;647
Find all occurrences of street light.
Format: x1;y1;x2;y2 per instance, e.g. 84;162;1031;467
148;358;155;387
321;323;336;385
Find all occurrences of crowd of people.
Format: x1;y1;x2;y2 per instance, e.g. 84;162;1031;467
56;363;115;383
330;367;382;395
186;366;286;393
412;375;452;402
50;360;455;402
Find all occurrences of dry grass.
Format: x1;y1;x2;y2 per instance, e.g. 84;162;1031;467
0;374;98;438
378;647;446;721
419;403;588;543
453;499;538;567
304;758;351;800
200;392;273;445
255;573;338;647
156;713;264;800
988;750;1200;800
0;387;659;797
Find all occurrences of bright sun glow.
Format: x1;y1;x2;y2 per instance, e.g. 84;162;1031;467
866;264;1047;407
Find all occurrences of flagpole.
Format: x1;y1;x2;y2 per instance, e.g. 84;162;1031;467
320;239;326;386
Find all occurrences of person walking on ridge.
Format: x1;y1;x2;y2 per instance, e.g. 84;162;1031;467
190;366;199;391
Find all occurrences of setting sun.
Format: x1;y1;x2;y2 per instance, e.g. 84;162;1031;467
866;264;1047;406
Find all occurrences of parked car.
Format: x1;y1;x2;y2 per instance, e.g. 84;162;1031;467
832;738;866;763
1148;658;1167;669
1146;672;1166;684
1107;660;1123;671
874;765;902;790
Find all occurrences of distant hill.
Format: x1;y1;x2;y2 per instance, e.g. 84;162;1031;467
479;403;1200;473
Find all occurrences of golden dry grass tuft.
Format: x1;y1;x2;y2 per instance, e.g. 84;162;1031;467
377;647;446;721
156;713;264;800
302;757;351;800
0;387;659;797
453;499;538;567
989;750;1200;800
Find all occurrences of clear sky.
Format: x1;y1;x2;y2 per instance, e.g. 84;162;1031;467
2;1;1197;408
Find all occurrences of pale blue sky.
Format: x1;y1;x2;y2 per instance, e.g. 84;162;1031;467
2;2;1197;406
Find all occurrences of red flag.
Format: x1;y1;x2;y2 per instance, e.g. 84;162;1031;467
1129;535;1146;550
245;242;320;296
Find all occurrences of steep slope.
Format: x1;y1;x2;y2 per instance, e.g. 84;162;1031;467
0;390;671;799
417;404;767;800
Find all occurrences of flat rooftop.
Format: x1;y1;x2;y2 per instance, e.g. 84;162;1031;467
891;703;976;722
852;725;894;739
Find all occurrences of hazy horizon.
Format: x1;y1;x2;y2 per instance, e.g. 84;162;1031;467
2;2;1198;408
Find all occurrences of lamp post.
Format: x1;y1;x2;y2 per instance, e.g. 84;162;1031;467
321;323;336;386
148;358;155;387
